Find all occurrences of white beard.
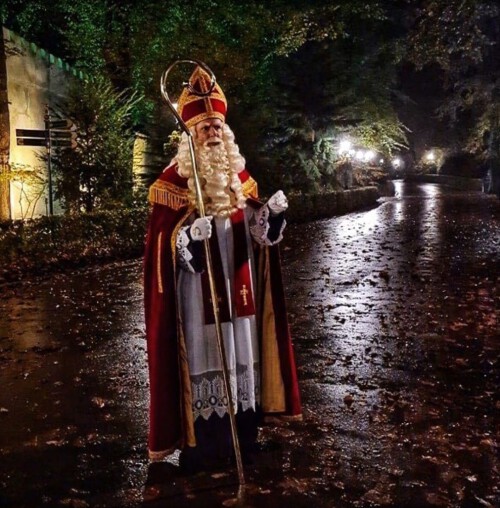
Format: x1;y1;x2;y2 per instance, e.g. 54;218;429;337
175;125;248;217
196;142;238;218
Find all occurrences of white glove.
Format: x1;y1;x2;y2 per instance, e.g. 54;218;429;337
267;190;288;215
190;216;213;241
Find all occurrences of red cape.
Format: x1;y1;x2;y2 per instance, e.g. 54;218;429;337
144;164;302;459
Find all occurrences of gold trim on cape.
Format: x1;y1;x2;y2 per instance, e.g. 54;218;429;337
149;180;189;210
260;247;286;413
242;176;258;199
148;445;178;462
263;414;303;425
157;232;164;294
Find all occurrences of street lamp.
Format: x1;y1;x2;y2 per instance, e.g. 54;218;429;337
355;150;364;161
425;151;435;162
339;139;352;155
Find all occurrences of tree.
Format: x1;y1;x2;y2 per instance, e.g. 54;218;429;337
52;76;141;213
245;4;407;193
3;0;409;195
0;0;69;57
407;0;500;194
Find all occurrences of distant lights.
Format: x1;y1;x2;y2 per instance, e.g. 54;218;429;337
425;150;435;162
351;149;376;162
392;157;402;168
338;139;352;155
337;139;383;164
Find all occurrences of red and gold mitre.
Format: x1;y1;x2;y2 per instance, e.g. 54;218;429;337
177;66;227;129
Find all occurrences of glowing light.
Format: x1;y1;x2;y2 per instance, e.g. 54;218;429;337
365;150;375;162
392;157;401;168
339;139;352;155
379;158;384;164
425;151;435;162
355;150;364;160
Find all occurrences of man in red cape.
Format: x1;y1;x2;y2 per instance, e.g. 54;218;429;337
144;66;301;470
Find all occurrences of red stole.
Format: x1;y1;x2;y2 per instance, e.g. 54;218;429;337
201;209;255;324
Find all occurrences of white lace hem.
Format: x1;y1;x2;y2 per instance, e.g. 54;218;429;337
191;363;260;421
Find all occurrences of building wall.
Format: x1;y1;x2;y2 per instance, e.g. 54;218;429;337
0;30;10;221
1;27;154;220
2;27;79;219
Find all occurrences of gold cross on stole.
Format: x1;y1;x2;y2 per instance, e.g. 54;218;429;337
240;284;249;306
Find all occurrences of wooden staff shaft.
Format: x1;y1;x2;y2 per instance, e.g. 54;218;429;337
161;60;245;485
187;136;245;485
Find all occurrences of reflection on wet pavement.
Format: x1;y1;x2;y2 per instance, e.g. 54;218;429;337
0;182;498;507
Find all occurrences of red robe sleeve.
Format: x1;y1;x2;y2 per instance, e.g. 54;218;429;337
143;165;191;457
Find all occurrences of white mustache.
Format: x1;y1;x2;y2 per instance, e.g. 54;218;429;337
203;137;223;148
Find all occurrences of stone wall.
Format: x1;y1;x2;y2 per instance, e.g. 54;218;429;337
287;186;380;223
405;174;483;191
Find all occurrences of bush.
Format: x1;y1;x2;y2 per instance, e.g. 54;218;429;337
0;205;150;281
286;186;380;223
440;153;482;178
0;186;381;281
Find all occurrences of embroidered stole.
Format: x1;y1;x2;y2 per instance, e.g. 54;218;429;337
201;209;255;324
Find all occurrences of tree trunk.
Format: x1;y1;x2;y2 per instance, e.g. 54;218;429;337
0;30;11;221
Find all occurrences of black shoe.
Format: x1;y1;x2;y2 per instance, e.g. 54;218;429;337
242;450;255;465
179;449;203;475
255;439;282;452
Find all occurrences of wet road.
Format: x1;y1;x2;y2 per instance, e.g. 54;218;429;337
0;181;498;508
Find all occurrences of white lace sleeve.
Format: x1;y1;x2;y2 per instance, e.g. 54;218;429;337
249;205;286;246
176;226;196;273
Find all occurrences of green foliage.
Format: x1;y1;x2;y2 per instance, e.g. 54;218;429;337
407;0;499;191
163;130;182;161
1;0;69;56
59;1;108;74
408;1;498;76
3;0;407;196
0;204;150;279
351;105;408;155
251;13;407;193
52;75;142;213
